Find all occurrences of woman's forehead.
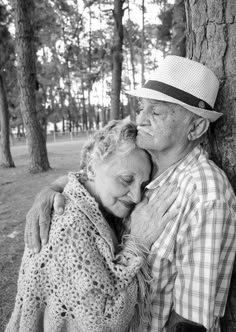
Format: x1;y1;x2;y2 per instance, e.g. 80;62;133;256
108;148;151;170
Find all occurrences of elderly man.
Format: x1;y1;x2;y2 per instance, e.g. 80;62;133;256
26;56;236;331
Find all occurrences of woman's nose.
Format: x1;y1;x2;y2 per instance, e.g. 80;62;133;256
129;186;142;204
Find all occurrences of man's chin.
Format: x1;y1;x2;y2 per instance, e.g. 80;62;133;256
136;136;157;152
136;133;148;148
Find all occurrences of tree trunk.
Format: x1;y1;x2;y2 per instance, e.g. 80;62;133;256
171;0;186;56
88;6;93;129
141;0;145;85
81;79;88;130
14;0;50;173
127;0;137;122
110;0;124;120
0;73;15;167
185;0;236;330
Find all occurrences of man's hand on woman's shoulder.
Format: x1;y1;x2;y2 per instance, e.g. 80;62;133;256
24;175;68;253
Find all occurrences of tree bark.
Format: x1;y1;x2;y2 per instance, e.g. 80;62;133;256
14;0;50;173
185;0;236;330
0;73;15;168
110;0;124;120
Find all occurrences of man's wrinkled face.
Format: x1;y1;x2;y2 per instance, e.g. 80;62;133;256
136;98;192;153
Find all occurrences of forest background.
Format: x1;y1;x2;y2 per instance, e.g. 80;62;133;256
0;0;236;331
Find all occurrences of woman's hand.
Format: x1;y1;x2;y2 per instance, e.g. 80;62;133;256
24;180;67;253
129;183;179;249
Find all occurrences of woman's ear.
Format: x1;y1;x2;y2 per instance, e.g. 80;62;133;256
87;161;96;181
187;118;210;141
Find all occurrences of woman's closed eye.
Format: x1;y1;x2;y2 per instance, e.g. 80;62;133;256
119;176;133;186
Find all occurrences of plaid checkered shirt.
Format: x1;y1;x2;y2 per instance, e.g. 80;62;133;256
144;145;236;332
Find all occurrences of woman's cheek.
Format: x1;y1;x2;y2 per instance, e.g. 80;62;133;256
102;193;116;207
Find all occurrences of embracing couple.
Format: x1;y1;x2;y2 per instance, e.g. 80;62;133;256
6;56;236;332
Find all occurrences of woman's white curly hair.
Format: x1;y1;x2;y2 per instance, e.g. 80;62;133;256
79;120;138;179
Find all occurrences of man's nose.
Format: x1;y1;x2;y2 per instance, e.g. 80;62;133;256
137;108;149;125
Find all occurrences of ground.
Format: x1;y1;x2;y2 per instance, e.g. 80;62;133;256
0;138;87;331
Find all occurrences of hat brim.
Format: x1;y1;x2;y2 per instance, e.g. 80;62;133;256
126;87;223;122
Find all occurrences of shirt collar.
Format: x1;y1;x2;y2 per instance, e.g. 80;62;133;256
147;145;204;190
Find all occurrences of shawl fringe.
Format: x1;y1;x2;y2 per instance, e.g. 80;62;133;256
120;234;153;332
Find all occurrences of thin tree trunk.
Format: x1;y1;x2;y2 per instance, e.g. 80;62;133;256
14;0;50;173
171;0;186;56
0;73;15;167
81;79;88;131
110;0;124;120
141;0;145;85
186;0;236;330
62;117;65;133
88;6;93;130
127;0;137;122
101;107;106;127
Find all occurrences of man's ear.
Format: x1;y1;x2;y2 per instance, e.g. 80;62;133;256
187;118;210;141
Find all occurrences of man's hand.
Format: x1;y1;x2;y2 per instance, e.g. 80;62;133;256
130;183;179;249
24;176;68;253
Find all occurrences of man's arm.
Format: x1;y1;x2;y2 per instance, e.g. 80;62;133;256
25;175;68;253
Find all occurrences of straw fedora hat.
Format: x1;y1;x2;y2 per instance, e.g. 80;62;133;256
127;55;222;122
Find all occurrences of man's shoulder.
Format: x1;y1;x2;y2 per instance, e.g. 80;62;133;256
191;152;226;179
177;151;234;202
179;147;225;180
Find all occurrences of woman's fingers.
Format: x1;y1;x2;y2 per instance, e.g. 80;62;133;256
130;183;180;248
161;188;179;214
149;184;179;215
149;183;178;202
164;205;179;220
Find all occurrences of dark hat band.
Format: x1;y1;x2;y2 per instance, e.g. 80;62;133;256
144;80;213;111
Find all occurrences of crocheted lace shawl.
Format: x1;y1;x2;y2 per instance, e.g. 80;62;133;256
6;172;151;332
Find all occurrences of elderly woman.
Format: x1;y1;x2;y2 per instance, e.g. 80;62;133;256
6;120;177;332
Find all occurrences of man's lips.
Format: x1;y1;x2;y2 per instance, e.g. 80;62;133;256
137;125;152;135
